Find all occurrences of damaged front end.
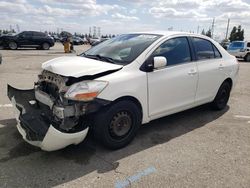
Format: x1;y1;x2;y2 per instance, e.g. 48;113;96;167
7;70;110;151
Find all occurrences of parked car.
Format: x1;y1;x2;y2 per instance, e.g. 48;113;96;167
220;41;230;50
0;31;55;50
91;38;109;46
52;35;61;42
73;36;87;45
89;37;100;45
8;31;239;151
227;41;250;62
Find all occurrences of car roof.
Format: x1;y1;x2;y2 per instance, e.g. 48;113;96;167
128;30;211;39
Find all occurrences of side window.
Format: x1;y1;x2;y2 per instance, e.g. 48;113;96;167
152;37;191;66
193;37;214;60
22;32;32;37
32;32;45;37
213;45;222;58
247;43;250;48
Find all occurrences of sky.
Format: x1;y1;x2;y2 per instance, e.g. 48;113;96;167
1;0;250;41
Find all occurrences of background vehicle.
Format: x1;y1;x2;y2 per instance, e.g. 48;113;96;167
72;36;87;45
52;35;61;42
0;31;55;50
221;41;230;50
227;41;250;62
0;53;2;64
91;37;109;46
8;31;239;151
89;37;100;45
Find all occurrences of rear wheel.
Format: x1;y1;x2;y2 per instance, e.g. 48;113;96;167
93;100;141;149
244;53;250;62
211;81;231;110
42;42;50;50
8;41;17;50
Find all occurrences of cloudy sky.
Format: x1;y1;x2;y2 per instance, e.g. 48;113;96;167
1;0;250;41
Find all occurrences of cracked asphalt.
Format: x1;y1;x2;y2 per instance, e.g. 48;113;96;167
0;43;250;188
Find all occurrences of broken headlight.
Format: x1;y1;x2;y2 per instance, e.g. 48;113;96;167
64;80;108;101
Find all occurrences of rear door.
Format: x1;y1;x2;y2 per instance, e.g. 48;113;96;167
191;37;225;104
31;31;46;46
147;37;198;119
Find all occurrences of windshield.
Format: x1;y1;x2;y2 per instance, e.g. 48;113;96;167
82;34;162;65
228;41;244;50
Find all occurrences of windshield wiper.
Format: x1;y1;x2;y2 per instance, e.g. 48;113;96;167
83;54;118;64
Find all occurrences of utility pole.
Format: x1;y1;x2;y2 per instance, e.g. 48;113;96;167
211;18;215;39
225;18;230;40
197;25;200;34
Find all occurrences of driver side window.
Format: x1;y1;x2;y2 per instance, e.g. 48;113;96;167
152;37;191;66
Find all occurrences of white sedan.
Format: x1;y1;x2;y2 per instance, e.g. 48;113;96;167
8;31;239;151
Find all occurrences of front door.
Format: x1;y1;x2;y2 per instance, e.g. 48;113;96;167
147;37;198;119
18;31;33;46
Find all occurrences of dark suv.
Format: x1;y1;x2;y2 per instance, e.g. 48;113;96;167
0;31;55;50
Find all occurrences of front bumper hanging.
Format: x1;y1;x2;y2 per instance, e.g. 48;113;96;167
7;85;89;151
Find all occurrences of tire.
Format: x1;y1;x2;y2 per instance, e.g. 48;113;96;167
211;81;231;110
93;100;141;149
244;53;250;62
42;42;50;50
8;41;17;50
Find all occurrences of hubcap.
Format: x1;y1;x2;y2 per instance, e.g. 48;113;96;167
9;42;17;49
43;43;49;49
218;88;228;106
109;111;132;138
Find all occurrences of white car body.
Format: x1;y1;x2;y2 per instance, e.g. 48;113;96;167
8;31;239;151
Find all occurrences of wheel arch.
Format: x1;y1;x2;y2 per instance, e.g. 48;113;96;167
111;96;143;122
223;77;233;91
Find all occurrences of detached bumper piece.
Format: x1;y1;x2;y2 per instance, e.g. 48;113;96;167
7;85;88;151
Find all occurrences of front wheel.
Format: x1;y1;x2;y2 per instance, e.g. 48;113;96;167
211;82;231;110
93;100;141;149
244;54;250;62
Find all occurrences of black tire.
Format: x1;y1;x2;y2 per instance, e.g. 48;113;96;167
8;41;17;50
211;81;231;110
244;53;250;62
93;100;141;149
42;42;50;50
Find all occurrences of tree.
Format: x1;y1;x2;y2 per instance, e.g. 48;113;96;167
201;29;205;35
229;25;244;42
205;28;212;37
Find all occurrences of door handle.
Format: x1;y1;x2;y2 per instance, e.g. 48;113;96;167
188;69;197;75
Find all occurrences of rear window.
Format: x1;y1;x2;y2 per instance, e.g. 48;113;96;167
33;32;46;37
213;45;222;58
228;41;244;50
193;38;214;60
193;37;222;60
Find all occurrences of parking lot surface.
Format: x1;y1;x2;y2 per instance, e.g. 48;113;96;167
0;44;250;188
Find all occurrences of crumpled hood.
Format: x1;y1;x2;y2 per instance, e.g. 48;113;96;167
42;56;123;78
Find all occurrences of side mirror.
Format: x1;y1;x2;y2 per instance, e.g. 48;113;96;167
153;56;167;69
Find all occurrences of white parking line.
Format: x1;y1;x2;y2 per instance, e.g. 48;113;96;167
234;115;250;119
0;104;13;108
